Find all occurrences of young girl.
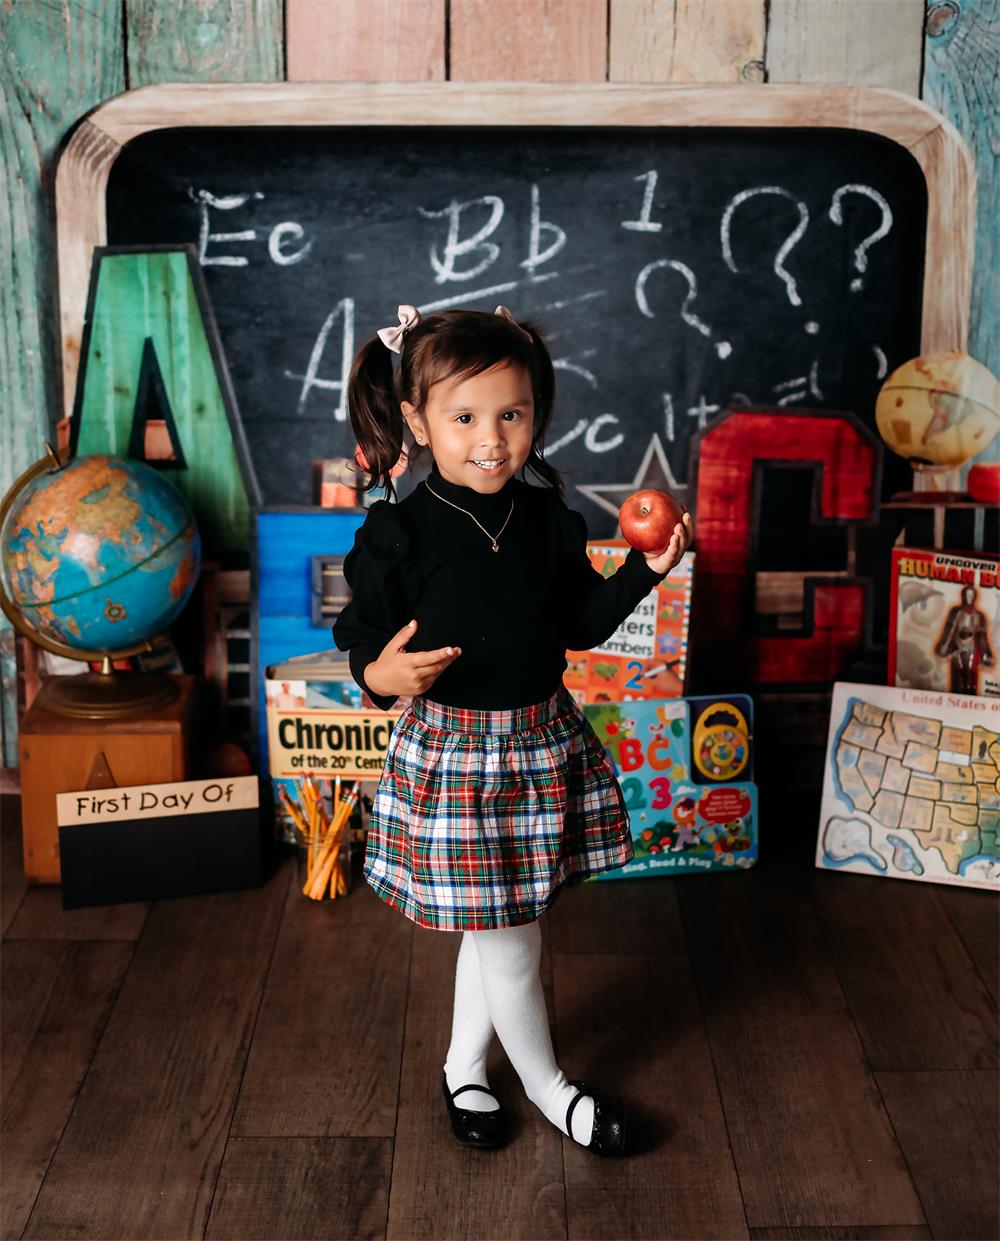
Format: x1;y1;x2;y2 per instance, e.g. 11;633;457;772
332;304;692;1156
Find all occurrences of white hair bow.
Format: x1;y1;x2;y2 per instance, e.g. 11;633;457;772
377;304;421;354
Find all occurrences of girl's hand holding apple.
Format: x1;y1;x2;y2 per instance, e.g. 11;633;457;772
640;511;692;574
618;489;693;576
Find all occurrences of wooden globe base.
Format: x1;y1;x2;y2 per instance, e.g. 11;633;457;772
890;489;970;505
36;672;180;719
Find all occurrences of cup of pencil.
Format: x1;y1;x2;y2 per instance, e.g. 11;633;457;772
279;775;358;901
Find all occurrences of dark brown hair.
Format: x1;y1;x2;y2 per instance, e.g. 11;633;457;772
347;309;562;499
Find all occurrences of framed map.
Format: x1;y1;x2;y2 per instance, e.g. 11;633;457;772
816;682;1000;891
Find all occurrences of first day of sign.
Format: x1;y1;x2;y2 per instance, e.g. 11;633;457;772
57;776;259;826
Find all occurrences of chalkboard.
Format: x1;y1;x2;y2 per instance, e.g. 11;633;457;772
103;121;927;523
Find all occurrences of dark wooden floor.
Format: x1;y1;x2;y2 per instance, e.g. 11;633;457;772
2;789;997;1241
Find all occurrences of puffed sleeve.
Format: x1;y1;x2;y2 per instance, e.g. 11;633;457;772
557;498;668;651
331;500;415;711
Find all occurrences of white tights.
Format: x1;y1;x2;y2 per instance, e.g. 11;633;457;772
442;921;595;1145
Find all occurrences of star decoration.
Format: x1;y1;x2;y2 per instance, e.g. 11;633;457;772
574;434;688;527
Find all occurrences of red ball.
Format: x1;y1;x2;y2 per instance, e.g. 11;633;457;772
968;463;1000;504
619;489;686;554
206;743;253;777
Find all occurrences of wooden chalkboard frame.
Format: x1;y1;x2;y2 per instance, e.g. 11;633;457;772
54;83;975;425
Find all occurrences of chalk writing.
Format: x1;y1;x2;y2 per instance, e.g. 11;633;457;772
191;188;311;267
622;170;664;233
829;184;893;293
721;186;809;307
420;195;504;284
285;298;355;419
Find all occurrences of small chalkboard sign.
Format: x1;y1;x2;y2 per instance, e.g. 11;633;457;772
56;775;269;909
56;84;973;527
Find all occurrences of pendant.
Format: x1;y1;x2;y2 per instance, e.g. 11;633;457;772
491;541;499;552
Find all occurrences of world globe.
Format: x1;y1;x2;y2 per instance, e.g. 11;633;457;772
0;451;201;717
1;452;200;653
875;350;1000;468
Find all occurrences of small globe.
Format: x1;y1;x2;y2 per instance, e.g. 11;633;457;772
2;453;200;654
875;350;1000;468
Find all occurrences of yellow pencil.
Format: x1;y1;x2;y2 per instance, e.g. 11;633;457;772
279;785;309;837
330;784;347;903
315;785;355;860
316;796;330;839
305;783;319;873
307;849;336;899
299;778;316;817
308;811;352;899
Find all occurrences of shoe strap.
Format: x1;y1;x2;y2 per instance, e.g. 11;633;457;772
450;1083;498;1103
565;1089;586;1136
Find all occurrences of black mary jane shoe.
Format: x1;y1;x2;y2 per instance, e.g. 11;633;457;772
442;1074;508;1149
566;1079;627;1157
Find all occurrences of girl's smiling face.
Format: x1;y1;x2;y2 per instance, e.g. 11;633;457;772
402;362;535;493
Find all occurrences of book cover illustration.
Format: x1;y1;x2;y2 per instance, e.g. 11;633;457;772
816;681;1000;892
565;544;694;704
889;547;999;699
264;650;407;846
584;695;757;877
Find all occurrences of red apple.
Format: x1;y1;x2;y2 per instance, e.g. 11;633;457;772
619;489;686;554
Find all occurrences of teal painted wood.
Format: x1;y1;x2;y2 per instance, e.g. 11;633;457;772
125;0;284;83
924;0;1000;464
73;250;254;555
0;1;125;766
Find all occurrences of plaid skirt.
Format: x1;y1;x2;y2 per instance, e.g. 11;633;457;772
363;684;633;930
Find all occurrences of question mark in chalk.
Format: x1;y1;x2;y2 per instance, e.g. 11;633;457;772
721;186;810;312
635;258;732;359
828;184;893;293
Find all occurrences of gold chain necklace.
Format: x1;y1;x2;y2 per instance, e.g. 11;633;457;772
423;479;515;552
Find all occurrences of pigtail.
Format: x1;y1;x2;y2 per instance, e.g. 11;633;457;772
347;336;404;499
517;321;564;498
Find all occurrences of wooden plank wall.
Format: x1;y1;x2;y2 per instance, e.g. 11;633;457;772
1;3;125;767
923;1;999;385
1;0;997;766
0;0;282;766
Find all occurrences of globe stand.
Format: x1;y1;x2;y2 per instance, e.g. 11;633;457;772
891;462;968;505
36;656;180;719
892;489;970;504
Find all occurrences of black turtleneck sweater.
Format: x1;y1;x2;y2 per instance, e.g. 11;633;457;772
331;463;669;711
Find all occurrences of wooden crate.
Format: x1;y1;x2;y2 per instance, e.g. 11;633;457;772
18;676;197;883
